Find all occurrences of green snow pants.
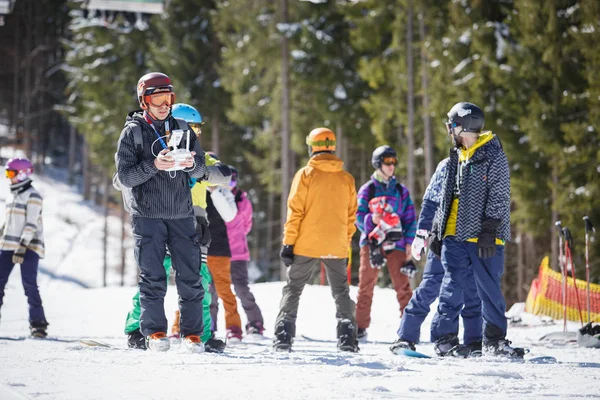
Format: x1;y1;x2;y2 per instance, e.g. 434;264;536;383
124;256;213;342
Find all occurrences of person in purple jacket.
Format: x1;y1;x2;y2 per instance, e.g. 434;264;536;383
355;146;417;341
225;166;264;336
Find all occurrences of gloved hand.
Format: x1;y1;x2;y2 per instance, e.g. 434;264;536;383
400;260;418;278
411;229;429;261
12;244;27;264
368;243;386;269
430;237;442;257
196;216;212;247
478;218;500;259
280;245;294;267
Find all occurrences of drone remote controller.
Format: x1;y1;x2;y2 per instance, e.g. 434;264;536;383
165;129;192;171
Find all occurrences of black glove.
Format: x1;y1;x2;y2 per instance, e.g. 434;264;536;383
400;260;418;278
478;218;500;259
280;245;294;267
12;244;27;264
196;216;212;248
430;237;442;257
368;243;386;269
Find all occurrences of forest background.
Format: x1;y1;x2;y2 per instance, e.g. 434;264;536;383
0;0;598;306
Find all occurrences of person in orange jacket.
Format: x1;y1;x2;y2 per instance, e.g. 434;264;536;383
273;127;359;353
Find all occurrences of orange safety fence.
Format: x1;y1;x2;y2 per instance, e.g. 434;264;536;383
525;256;600;323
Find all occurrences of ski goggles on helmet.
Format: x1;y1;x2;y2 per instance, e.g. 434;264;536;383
188;122;204;136
229;178;237;188
5;169;17;179
382;156;398;166
144;91;175;108
445;121;463;136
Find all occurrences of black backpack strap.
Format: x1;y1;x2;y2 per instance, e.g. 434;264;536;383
125;122;144;157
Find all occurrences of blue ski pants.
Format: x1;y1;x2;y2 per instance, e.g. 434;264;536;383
0;249;47;324
397;249;482;344
431;238;507;344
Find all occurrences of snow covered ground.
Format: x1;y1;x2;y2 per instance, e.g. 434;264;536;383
1;170;600;399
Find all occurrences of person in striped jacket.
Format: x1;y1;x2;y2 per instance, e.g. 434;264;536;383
355;145;416;341
0;158;48;338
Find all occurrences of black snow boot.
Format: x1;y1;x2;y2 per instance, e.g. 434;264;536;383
483;339;526;359
272;319;294;352
390;338;416;354
30;321;48;338
337;319;359;353
434;333;460;357
449;341;482;358
205;335;227;353
357;328;368;341
127;328;147;350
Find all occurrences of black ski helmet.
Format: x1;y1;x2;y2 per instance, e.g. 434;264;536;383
371;145;397;169
447;102;485;133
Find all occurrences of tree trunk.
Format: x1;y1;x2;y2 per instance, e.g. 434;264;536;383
360;146;367;184
102;176;109;287
68;124;77;185
12;14;19;135
280;0;291;281
419;9;433;183
551;165;559;269
211;110;220;156
406;0;415;196
120;203;127;287
82;137;91;200
23;0;33;158
517;231;524;302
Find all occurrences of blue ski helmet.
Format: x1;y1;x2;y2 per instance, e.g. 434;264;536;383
172;103;203;124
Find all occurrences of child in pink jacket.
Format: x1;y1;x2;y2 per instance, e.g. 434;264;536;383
225;166;264;336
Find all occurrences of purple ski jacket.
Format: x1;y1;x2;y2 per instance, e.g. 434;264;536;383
356;174;416;252
226;190;253;261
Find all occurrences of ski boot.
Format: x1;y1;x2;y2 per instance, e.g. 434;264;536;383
357;327;368;342
337;319;359;353
272;319;294;352
204;335;227;353
433;333;460;357
390;338;416;354
146;332;170;352
246;321;265;337
226;326;243;343
449;341;482;358
483;339;526;359
127;328;147;350
180;335;204;354
30;321;48;339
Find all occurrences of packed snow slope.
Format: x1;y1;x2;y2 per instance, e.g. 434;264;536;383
0;169;599;400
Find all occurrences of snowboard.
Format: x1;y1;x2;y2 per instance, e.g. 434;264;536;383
300;334;393;346
79;339;113;348
0;335;78;343
392;348;432;358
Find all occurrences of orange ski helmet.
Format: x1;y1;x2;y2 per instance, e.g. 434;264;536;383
306;127;336;156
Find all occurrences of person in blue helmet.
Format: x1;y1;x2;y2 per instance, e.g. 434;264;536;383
390;157;482;357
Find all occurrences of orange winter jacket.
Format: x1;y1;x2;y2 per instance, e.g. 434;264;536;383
283;153;357;259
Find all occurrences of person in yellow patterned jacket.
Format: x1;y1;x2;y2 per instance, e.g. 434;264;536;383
273;127;359;353
125;104;231;353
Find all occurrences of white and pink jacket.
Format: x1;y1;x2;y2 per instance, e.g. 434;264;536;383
225;190;252;262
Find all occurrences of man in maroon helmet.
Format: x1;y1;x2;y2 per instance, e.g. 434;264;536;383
116;72;208;353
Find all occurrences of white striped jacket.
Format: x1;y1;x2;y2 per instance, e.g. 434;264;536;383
0;183;45;258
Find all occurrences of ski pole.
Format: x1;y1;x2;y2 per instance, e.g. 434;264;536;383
556;221;567;332
583;216;595;323
563;227;584;326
